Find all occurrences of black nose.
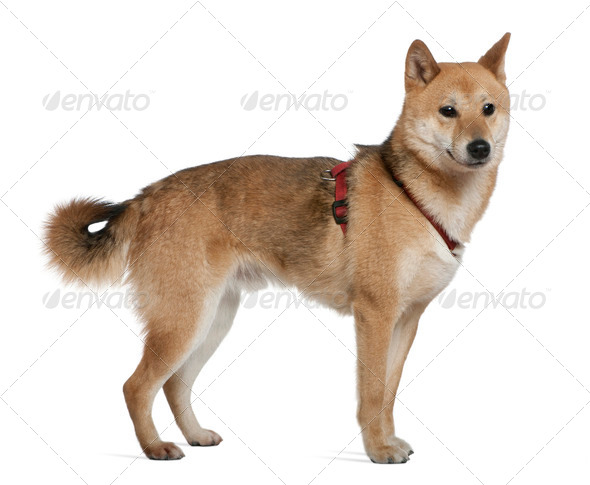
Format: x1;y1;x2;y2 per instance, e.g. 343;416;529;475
466;139;490;161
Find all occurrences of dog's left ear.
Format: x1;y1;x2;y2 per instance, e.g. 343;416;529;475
405;40;440;91
478;33;511;83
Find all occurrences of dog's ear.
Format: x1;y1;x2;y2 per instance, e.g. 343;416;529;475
478;33;511;83
405;40;440;91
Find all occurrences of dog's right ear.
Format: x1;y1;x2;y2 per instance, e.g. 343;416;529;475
478;33;511;83
405;40;440;91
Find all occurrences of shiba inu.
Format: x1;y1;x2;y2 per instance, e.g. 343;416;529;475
44;33;511;463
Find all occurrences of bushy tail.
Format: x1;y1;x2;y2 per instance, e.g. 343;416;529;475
43;198;137;287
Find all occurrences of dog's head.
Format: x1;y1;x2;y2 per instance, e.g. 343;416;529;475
400;33;511;172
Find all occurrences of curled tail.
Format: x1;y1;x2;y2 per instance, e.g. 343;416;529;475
44;198;137;287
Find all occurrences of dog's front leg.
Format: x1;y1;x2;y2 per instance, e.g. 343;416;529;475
354;300;410;464
380;303;427;456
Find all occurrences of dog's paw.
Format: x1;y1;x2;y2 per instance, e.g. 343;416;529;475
187;429;223;447
367;444;410;464
388;436;413;456
145;441;185;460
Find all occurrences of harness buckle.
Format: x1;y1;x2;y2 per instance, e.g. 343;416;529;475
320;169;336;181
332;199;348;225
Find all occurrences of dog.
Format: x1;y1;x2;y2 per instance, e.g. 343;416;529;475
44;33;511;463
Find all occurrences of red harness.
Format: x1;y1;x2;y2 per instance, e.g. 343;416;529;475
325;161;458;252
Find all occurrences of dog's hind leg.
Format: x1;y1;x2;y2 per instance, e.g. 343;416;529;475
163;288;240;446
123;287;224;460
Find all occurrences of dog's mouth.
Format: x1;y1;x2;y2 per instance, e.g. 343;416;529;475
467;160;489;168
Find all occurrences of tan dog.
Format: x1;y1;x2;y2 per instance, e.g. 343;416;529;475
44;33;511;464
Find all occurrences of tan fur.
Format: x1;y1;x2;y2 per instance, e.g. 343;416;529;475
44;34;511;463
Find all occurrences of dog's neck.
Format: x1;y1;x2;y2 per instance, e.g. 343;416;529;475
380;129;498;245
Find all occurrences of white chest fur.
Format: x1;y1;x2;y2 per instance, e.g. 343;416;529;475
396;237;461;309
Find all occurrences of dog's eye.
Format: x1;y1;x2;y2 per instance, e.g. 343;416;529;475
439;106;457;118
483;103;495;116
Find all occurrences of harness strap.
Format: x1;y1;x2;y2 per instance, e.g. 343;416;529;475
401;187;458;252
329;161;352;234
325;161;459;252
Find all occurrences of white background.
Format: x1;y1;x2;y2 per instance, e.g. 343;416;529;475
1;1;589;484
